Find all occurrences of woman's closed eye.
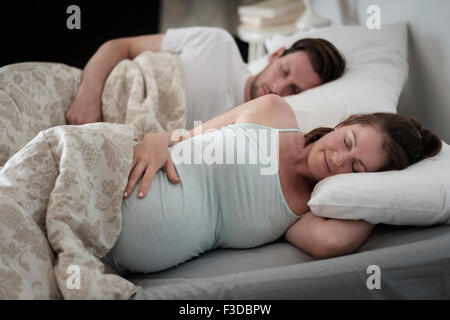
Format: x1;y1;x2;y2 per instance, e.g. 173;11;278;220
344;137;359;173
344;137;351;149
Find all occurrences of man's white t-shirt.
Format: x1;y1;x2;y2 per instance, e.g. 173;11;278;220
161;27;251;130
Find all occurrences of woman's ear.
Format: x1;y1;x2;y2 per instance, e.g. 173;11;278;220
268;46;286;63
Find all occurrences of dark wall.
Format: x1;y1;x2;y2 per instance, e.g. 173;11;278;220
1;1;161;68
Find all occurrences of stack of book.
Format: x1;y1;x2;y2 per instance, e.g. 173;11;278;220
238;0;305;32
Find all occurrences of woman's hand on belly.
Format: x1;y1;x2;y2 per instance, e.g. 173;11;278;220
123;132;182;199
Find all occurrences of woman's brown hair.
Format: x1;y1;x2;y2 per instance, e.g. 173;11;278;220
303;113;442;171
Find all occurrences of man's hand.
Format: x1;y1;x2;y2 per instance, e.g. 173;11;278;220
123;132;181;199
66;86;103;125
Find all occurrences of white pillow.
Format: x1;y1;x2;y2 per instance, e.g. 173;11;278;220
307;142;450;226
247;23;408;133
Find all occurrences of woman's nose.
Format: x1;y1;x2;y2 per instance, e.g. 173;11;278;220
330;151;341;167
331;150;352;168
330;151;353;171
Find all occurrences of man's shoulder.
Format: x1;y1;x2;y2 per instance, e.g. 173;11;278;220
163;26;239;58
189;26;235;45
164;26;236;52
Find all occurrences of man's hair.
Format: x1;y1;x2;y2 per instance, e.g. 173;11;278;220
281;38;346;84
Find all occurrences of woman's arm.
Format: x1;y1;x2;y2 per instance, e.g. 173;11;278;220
124;94;295;199
186;93;297;137
66;34;165;125
284;211;375;259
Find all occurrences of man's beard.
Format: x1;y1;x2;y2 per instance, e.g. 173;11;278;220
250;63;271;100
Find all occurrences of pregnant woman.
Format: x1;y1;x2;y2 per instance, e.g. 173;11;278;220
103;94;441;274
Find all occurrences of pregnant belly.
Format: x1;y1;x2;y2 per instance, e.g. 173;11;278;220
106;171;217;273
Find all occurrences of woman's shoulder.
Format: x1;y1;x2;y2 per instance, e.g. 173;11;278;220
235;94;299;130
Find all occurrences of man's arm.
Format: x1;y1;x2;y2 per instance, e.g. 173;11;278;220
66;34;165;125
284;211;375;259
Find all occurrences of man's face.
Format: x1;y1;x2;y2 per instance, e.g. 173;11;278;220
249;49;323;99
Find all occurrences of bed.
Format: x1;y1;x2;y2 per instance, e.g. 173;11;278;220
129;223;450;299
128;1;450;300
1;0;450;300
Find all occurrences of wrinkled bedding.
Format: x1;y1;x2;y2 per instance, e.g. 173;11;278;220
0;51;186;299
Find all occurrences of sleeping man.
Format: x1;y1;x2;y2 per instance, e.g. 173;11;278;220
66;27;346;130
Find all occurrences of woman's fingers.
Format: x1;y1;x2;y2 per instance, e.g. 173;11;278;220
164;155;180;184
136;156;179;199
123;162;147;198
123;135;176;200
137;168;157;199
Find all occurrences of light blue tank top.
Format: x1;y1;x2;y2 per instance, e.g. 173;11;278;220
104;123;302;274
